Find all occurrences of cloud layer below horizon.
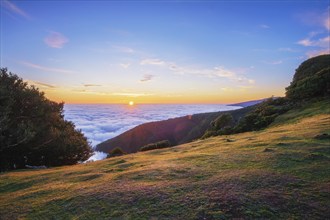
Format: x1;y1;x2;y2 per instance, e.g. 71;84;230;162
64;104;240;148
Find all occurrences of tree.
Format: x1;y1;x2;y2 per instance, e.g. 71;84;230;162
0;68;93;171
286;54;330;100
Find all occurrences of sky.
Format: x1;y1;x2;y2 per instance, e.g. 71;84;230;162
1;0;329;104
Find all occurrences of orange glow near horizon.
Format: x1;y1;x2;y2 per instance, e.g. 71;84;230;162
41;86;286;105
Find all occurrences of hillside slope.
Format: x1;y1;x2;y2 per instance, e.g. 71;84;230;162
96;106;253;153
1;100;329;219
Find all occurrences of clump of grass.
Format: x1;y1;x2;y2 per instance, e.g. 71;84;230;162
314;133;330;140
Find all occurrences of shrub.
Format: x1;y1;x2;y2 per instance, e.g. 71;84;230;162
211;113;234;130
140;140;172;151
107;148;126;158
0;68;93;171
233;97;291;132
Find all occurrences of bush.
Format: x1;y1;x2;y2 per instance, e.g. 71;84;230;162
0;68;93;171
107;148;126;158
233;97;291;132
211;113;234;130
140;140;172;151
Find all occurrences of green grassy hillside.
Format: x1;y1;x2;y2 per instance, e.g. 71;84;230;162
1;100;329;219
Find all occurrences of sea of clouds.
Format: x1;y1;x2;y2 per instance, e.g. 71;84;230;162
63;104;241;161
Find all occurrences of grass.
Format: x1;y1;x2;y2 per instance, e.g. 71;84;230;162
0;101;330;219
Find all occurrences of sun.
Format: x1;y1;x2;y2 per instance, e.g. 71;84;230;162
128;101;134;106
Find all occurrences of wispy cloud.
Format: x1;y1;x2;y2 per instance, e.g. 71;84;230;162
306;49;330;58
297;36;330;47
221;87;233;92
259;24;270;29
83;84;102;87
296;8;329;30
72;89;87;93
239;85;254;91
44;31;69;48
297;34;330;57
140;74;155;82
112;92;153;97
21;61;75;74
297;8;330;58
140;59;166;66
297;38;313;47
140;58;254;84
278;47;298;52
28;80;56;89
263;60;283;65
91;45;136;55
119;63;131;69
1;0;31;20
112;45;135;54
73;90;110;96
325;15;330;30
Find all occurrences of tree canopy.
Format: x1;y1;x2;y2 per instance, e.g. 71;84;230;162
0;68;93;171
286;54;330;100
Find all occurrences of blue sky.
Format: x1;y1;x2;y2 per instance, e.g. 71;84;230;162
1;0;329;104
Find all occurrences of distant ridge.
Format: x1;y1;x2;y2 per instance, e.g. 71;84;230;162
229;98;268;108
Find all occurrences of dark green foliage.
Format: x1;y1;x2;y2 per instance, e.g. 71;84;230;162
286;54;330;100
314;133;330;140
211;113;234;130
0;68;93;171
140;140;172;152
201;130;218;139
202;97;292;138
291;54;330;82
234;97;292;132
202;113;235;138
107;148;126;158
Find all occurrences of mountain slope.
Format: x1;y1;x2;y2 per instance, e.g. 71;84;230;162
1;100;329;219
96;106;254;153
